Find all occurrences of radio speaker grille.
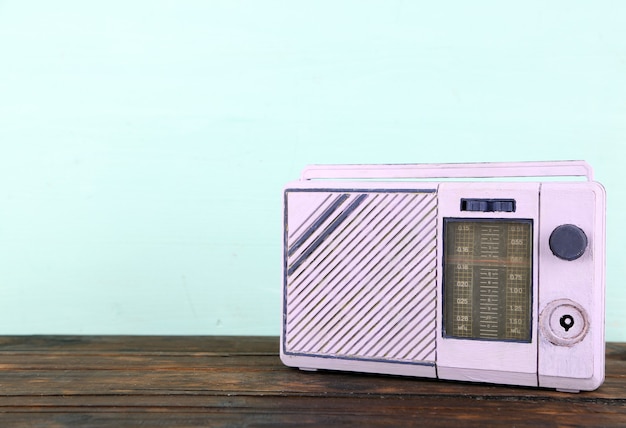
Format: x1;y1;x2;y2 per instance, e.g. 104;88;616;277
284;190;438;364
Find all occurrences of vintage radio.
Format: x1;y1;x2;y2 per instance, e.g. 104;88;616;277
280;161;605;392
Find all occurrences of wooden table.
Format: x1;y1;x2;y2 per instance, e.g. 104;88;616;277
0;336;623;426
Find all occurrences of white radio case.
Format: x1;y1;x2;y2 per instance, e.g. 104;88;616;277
280;161;605;392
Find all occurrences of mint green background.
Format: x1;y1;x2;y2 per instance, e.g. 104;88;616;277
0;1;624;340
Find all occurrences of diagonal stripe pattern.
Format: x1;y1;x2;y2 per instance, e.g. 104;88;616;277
284;190;438;364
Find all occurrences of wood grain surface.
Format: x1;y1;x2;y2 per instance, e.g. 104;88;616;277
0;336;624;427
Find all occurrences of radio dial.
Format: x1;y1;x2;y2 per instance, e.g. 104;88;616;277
539;299;589;346
549;224;588;261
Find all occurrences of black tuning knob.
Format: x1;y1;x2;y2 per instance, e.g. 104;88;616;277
549;224;588;261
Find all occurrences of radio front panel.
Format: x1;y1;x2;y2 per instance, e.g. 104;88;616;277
280;161;605;392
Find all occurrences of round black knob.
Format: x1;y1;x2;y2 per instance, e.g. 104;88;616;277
549;224;588;261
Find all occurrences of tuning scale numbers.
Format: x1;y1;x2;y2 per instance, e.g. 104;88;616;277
505;223;531;340
445;219;532;342
450;223;474;338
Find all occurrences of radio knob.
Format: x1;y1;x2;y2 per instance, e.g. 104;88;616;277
539;299;589;346
549;224;588;261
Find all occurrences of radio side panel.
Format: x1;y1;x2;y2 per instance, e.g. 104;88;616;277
537;181;606;391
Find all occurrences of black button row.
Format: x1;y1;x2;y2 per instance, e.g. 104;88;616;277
460;198;516;212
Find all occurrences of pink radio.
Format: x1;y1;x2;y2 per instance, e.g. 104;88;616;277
280;161;605;392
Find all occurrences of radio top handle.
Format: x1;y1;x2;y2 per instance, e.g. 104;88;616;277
300;161;594;181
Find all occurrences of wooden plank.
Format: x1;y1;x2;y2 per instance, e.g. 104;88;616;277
0;355;623;399
0;340;622;399
0;336;623;427
0;396;624;427
0;398;626;427
0;336;279;354
0;394;626;426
